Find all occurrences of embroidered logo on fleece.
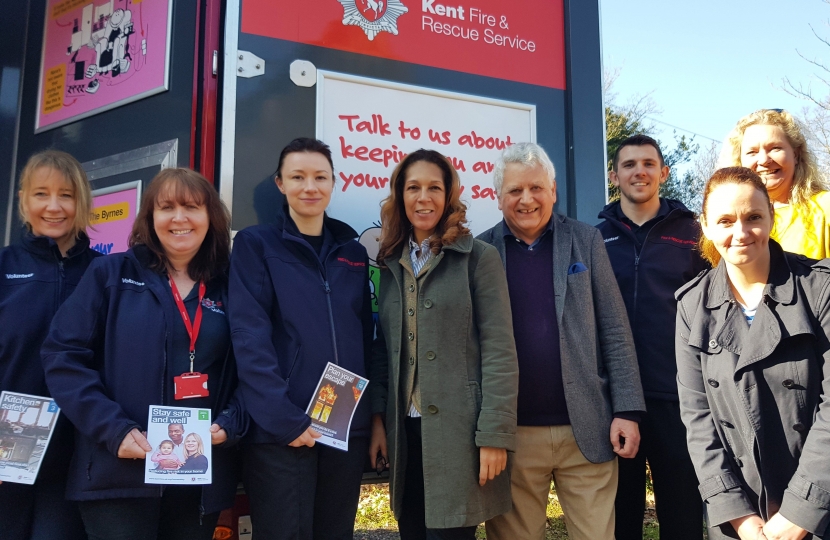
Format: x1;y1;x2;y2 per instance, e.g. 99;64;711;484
5;273;34;279
659;235;696;246
201;298;225;315
337;257;366;267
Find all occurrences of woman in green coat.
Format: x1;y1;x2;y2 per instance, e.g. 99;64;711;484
368;149;519;539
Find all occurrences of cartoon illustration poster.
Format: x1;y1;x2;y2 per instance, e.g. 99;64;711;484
88;181;140;255
36;0;172;132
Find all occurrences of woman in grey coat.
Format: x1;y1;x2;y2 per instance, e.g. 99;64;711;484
368;149;519;539
676;167;830;540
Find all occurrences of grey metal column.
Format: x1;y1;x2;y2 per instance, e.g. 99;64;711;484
563;0;607;224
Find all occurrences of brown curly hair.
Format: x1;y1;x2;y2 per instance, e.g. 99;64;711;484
376;149;469;265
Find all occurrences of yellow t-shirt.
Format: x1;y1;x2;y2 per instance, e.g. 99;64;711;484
773;191;830;259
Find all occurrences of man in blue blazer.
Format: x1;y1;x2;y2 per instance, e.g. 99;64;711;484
479;142;646;540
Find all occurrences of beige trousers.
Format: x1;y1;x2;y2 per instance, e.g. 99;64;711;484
485;425;618;540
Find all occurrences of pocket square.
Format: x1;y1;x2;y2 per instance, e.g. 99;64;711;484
568;262;588;275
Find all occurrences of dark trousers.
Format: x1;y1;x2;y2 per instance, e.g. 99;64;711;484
0;477;86;540
242;437;368;540
615;398;703;540
398;418;478;540
77;486;219;540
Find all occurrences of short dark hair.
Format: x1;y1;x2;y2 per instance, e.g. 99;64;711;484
275;138;334;179
612;134;665;171
129;168;231;283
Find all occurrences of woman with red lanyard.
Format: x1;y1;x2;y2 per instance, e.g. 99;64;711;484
41;168;247;540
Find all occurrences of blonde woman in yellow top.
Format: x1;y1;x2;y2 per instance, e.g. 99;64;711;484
727;108;830;259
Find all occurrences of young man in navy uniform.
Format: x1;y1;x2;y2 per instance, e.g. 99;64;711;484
598;134;708;540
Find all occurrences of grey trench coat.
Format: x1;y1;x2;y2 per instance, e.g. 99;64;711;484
676;242;830;539
369;234;519;529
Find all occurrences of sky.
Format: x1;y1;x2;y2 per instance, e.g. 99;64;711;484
600;0;830;158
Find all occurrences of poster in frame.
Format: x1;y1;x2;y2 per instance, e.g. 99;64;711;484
88;179;142;255
35;0;173;133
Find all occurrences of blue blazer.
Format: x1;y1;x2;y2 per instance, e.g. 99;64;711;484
41;246;247;514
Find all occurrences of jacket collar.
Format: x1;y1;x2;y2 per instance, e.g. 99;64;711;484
382;233;474;288
22;230;92;260
597;198;694;232
485;214;569;324
696;240;813;371
705;240;794;309
441;233;473;254
277;209;358;245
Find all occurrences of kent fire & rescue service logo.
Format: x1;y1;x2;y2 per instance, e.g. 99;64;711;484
338;0;408;41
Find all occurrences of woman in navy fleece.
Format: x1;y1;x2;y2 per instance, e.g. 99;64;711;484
42;169;246;540
0;150;98;540
229;138;373;540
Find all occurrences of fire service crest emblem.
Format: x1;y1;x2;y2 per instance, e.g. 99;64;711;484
337;0;408;41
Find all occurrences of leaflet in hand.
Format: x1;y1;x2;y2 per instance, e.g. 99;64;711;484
144;405;212;485
0;392;61;485
305;362;369;451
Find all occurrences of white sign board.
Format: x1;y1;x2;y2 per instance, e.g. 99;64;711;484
316;71;536;251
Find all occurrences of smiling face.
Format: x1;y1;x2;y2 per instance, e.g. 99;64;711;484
20;166;78;253
167;424;184;445
276;151;334;223
610;144;668;206
740;124;798;204
498;163;556;245
403;160;446;243
184;434;199;455
153;182;209;265
701;182;772;270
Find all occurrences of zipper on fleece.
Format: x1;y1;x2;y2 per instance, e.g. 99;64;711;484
322;279;340;366
57;260;65;310
285;232;346;368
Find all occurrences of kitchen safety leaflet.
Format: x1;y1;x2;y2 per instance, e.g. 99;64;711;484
0;391;61;484
305;363;369;451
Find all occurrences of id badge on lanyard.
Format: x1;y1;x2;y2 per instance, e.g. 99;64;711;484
170;278;210;400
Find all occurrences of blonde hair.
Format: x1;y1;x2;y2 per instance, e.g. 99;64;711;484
699;167;774;266
727;109;826;208
183;432;205;457
18;150;92;238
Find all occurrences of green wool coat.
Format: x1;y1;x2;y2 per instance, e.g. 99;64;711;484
370;234;519;529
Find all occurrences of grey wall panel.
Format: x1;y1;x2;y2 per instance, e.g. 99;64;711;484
0;0;31;245
563;0;607;224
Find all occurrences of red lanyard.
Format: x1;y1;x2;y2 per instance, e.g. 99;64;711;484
169;278;205;373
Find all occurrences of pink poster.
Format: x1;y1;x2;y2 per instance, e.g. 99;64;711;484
36;0;172;133
88;184;139;255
